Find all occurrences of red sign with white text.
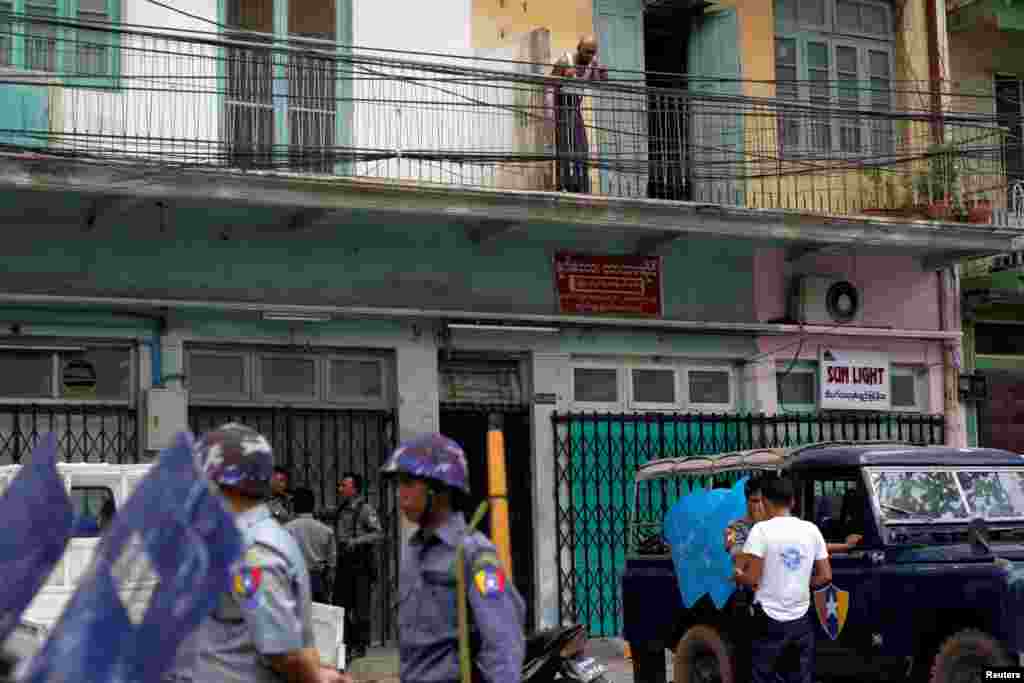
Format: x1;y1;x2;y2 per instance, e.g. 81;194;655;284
553;252;662;317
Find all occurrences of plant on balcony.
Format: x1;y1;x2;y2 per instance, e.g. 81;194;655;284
914;143;965;221
966;191;994;224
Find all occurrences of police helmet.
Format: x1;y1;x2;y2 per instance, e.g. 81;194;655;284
379;433;470;495
193;422;274;499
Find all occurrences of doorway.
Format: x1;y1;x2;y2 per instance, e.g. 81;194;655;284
977;370;1024;454
439;404;537;631
643;3;694;200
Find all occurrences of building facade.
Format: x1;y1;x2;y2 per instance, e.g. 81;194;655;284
0;0;1022;644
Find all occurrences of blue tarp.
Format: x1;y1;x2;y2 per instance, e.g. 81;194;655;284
22;432;245;683
0;434;74;645
664;477;748;609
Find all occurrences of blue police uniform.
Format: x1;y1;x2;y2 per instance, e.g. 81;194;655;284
398;511;526;683
193;504;316;683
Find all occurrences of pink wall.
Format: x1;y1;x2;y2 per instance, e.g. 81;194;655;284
755;334;946;414
754;248;942;330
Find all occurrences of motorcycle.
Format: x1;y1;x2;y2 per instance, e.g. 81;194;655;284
521;624;610;682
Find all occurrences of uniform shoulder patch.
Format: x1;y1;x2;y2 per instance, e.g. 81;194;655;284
471;550;505;598
233;565;264;607
232;543;286;608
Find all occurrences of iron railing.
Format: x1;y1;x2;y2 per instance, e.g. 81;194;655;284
0;19;1021;227
0;403;139;464
551;410;945;637
189;405;398;643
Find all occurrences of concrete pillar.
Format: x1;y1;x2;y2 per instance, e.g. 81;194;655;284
530;352;571;630
741;355;778;415
940;268;967;447
394;334;440;553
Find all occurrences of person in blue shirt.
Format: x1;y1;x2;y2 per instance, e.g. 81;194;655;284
380;433;526;683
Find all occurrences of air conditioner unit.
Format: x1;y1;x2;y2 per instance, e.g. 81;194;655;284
790;276;864;325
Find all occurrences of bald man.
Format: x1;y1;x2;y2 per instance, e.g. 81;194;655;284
574;35;607;80
545;35;608;193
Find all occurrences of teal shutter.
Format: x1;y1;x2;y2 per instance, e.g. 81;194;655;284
333;0;353;175
0;84;49;149
594;0;647;197
687;8;745;206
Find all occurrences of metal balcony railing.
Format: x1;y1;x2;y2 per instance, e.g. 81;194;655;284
0;16;1021;228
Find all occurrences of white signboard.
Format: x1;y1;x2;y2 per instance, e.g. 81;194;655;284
819;349;891;411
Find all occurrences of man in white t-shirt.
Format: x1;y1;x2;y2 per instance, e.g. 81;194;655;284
735;476;832;683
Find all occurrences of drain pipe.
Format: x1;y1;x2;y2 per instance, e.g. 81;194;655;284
486;412;513;580
139;318;166;389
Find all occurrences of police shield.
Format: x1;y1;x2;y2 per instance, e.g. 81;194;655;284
0;433;73;645
21;432;244;683
813;583;850;641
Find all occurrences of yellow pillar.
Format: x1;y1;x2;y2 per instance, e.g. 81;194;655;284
486;412;513;578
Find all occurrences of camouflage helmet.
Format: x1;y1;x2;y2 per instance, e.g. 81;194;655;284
193;422;274;499
380;433;469;495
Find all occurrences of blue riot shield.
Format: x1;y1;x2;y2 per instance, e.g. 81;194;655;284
22;432;244;683
0;434;73;645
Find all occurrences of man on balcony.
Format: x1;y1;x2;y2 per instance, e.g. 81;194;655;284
546;35;608;194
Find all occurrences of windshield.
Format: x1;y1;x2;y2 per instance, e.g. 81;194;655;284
868;468;1024;523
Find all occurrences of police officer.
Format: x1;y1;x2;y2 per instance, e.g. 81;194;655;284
191;423;351;683
268;466;295;525
380;433;526;683
319;472;384;661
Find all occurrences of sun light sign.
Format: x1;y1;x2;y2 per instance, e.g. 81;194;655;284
819;348;892;411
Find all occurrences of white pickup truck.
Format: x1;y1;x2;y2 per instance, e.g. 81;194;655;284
0;462;345;673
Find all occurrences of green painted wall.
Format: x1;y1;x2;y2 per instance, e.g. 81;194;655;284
0;307;157;339
977;356;1024;371
1;201;758;323
178;311;409;341
963;320;979;446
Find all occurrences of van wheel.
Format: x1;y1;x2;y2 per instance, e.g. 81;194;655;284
674;625;735;683
930;629;1011;683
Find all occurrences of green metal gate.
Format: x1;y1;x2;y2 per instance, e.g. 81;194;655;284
551;410;946;637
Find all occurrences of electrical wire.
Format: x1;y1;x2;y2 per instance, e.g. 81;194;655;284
0;8;1015;100
0;12;1016;189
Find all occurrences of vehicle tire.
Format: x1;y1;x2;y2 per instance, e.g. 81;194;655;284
930;629;1011;683
674;624;736;683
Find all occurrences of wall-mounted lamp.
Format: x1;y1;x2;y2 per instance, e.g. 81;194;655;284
262;312;331;323
958;373;988;401
0;344;86;352
446;322;560;334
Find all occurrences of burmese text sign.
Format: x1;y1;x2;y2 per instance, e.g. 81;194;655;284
819;349;892;411
553;252;662;317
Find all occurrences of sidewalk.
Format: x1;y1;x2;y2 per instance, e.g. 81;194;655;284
347;638;638;683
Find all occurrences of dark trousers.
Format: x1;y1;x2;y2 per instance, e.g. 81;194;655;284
310;569;331;604
750;605;815;683
334;564;373;651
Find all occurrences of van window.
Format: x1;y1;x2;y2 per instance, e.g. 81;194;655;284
70;487;116;537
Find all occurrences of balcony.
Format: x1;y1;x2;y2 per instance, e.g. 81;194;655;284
0;18;1022;230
